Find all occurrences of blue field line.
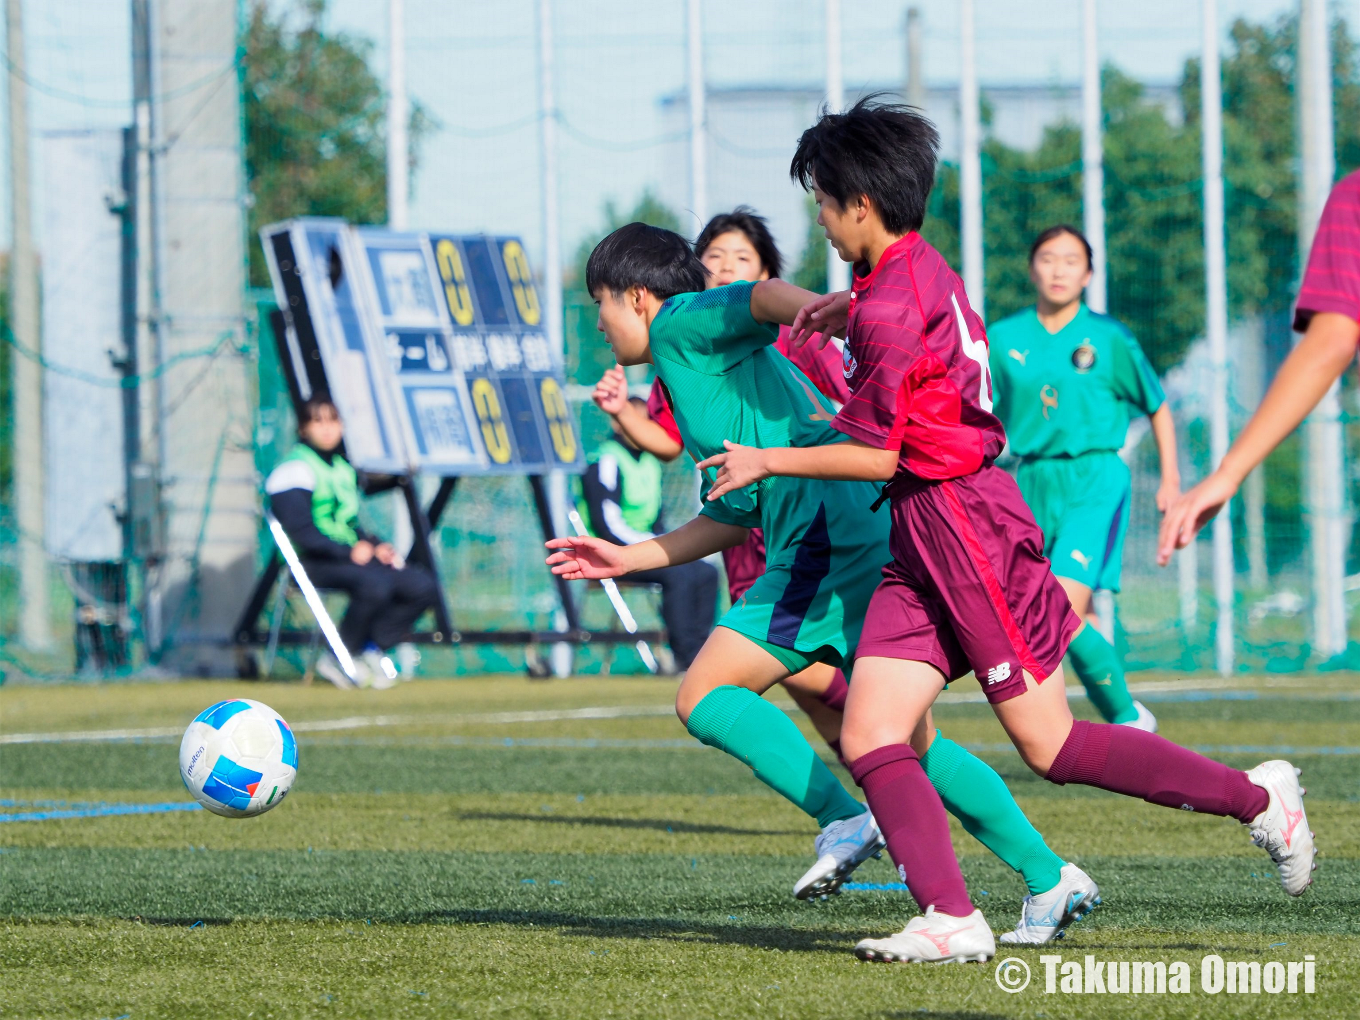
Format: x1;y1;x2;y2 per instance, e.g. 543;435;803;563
843;881;911;892
0;801;202;823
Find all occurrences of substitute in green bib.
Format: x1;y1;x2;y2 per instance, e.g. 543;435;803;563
989;225;1180;731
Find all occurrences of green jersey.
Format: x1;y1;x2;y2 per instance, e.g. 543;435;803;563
988;304;1164;460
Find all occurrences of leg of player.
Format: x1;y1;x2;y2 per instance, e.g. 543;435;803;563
778;663;846;761
1057;576;1155;731
991;664;1318;897
839;657;996;964
675;628;883;897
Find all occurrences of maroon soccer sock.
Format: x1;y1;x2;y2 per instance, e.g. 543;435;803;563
1047;720;1269;822
850;744;974;916
818;669;850;712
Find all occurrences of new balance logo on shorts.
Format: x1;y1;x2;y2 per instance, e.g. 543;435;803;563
985;662;1012;685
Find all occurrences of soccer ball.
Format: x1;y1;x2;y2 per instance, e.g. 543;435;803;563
179;699;298;818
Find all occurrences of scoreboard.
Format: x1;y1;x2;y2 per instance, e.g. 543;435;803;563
261;218;583;477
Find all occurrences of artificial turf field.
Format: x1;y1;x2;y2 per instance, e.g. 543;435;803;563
1;674;1358;1019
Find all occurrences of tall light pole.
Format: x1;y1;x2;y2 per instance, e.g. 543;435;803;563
686;0;707;231
826;0;850;293
386;0;408;231
6;0;50;650
1201;0;1234;675
1080;0;1107;314
959;0;984;317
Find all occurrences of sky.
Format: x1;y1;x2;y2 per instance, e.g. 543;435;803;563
2;0;1351;262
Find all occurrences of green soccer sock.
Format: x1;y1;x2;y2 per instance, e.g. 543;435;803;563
687;686;864;828
921;732;1065;896
1066;621;1138;724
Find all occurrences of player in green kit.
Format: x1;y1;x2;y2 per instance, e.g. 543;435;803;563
989;226;1177;731
546;223;1095;940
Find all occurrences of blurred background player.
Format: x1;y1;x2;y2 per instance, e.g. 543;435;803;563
577;398;718;671
265;396;440;689
592;207;851;751
988;225;1175;732
1161;171;1360;558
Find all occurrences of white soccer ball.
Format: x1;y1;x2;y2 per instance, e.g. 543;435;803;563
179;699;298;818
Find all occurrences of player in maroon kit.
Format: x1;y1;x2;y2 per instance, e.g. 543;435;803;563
592;208;852;755
701;97;1317;963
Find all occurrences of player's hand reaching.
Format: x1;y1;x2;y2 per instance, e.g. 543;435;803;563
1156;471;1237;566
789;290;851;350
592;365;629;416
696;440;770;501
545;536;632;579
1155;477;1181;515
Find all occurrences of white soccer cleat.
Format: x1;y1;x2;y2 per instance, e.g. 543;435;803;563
998;863;1101;944
854;906;995;964
793;809;884;900
1246;760;1317;896
1119;700;1158;732
362;649;400;690
315;651;358;690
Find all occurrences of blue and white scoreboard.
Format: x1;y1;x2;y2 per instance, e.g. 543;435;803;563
262;218;583;477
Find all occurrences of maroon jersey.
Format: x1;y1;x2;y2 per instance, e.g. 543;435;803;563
1295;170;1360;331
832;234;1006;481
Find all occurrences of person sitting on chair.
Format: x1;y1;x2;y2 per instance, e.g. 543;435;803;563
265;395;440;689
579;397;719;672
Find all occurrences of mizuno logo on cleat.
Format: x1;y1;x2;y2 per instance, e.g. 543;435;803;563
1282;805;1305;848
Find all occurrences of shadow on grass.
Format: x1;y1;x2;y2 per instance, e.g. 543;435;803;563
457;811;804;837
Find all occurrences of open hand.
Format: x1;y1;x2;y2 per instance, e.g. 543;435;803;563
545;535;632;579
592;365;629;416
789;290;851;350
1157;471;1237;566
695;440;770;501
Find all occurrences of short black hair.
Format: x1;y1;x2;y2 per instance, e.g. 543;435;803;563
1028;224;1094;270
298;394;339;426
586;222;707;300
695;206;783;279
790;94;939;234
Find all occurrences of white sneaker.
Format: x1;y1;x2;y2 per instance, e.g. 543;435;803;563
1246;760;1317;896
998;863;1101;944
854;906;995;963
1119;700;1158;732
315;651;358;689
793;809;884;900
362;649;400;690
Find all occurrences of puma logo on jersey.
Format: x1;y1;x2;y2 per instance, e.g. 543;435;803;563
1070;549;1092;570
985;662;1012;684
1008;348;1029;366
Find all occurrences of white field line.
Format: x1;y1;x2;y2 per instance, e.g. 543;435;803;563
0;704;680;745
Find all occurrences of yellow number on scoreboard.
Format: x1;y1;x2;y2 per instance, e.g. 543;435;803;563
435;239;475;326
470;378;512;464
539;377;577;463
501;240;542;326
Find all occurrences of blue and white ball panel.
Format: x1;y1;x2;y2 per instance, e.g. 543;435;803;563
179;699;298;818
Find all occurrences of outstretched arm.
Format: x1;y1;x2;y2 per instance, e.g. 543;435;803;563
1157;311;1359;564
546;514;749;579
592;366;683;461
1149;404;1180;513
697;439;897;501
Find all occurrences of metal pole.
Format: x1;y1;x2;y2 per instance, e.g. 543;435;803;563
826;0;850;293
905;7;925;110
1201;0;1234;675
1298;0;1346;660
686;0;707;231
386;0;408;231
538;0;571;676
1081;0;1107;314
959;0;983;317
6;0;50;650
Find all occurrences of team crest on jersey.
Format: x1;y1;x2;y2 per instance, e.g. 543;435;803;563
843;343;858;380
1071;342;1097;372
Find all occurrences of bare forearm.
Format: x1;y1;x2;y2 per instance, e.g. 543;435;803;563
1150;405;1179;485
751;279;821;327
612;403;682;461
763;440;898;482
1217;312;1359;487
622;515;748;572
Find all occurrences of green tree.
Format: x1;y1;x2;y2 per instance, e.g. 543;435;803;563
242;0;433;287
791;195;828;293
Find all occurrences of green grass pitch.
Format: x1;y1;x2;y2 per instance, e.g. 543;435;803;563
2;674;1358;1018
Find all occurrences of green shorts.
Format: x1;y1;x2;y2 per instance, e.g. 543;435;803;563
714;478;891;676
1014;451;1131;593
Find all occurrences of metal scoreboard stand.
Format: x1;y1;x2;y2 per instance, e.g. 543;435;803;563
234;217;662;673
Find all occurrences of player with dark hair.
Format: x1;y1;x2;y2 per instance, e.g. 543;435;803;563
265;395;441;689
552;221;1090;930
702;96;1316;962
592;207;852;754
988;224;1175;732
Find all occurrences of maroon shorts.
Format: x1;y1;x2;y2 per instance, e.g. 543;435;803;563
722;528;767;603
856;464;1081;704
